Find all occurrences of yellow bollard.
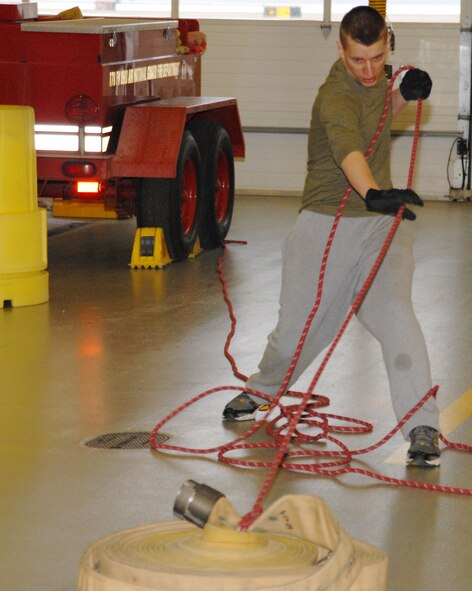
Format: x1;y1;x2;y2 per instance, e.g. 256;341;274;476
0;105;48;307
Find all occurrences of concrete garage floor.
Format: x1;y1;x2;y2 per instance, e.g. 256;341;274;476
1;195;471;590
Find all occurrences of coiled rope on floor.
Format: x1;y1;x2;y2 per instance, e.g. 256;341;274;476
150;67;472;529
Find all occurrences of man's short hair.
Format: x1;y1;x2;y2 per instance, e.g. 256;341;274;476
340;6;387;48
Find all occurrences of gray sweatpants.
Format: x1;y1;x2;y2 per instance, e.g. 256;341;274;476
246;209;440;439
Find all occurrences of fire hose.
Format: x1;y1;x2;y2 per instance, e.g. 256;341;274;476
150;67;472;530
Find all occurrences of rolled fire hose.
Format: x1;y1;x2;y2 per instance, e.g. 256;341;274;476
78;482;387;590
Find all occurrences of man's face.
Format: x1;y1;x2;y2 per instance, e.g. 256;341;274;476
337;34;389;87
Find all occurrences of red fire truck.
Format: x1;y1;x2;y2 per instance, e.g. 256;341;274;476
0;3;244;266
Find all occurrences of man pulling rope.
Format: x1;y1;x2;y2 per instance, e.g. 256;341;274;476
223;6;439;468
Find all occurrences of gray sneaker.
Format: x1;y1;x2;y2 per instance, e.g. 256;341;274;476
407;425;441;467
222;392;262;422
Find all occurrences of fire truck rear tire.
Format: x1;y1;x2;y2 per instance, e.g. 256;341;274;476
136;131;203;261
186;121;235;249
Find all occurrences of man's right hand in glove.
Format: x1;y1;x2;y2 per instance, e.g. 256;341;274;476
365;188;424;221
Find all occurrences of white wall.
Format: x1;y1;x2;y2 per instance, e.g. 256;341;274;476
200;19;462;199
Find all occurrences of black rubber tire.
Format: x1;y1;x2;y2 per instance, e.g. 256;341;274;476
186;120;235;249
136;131;203;261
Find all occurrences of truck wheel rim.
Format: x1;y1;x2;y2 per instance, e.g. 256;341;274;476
181;157;198;236
215;151;230;223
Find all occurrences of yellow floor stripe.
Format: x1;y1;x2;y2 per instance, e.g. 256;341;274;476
439;387;472;436
385;387;472;464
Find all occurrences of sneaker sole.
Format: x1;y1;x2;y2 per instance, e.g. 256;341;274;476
222;405;271;423
222;411;257;422
407;454;441;468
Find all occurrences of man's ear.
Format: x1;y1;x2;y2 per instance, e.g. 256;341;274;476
337;40;344;60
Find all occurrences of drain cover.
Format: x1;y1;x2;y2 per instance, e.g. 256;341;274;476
83;432;169;450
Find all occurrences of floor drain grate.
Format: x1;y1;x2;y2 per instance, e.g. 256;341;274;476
83;432;169;449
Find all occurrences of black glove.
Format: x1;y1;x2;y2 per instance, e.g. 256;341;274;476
399;69;432;101
365;188;424;221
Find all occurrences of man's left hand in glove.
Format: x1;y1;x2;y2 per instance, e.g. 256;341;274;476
399;68;432;101
365;188;424;221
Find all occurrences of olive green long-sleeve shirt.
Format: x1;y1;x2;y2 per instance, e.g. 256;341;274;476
301;59;393;217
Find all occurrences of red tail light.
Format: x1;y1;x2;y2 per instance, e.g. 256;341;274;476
77;181;100;194
65;95;99;125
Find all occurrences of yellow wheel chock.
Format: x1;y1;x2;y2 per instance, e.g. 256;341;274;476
130;227;202;269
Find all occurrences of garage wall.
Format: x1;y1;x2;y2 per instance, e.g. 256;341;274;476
199;19;461;199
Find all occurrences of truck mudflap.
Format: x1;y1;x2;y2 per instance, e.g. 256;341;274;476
109;97;244;178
